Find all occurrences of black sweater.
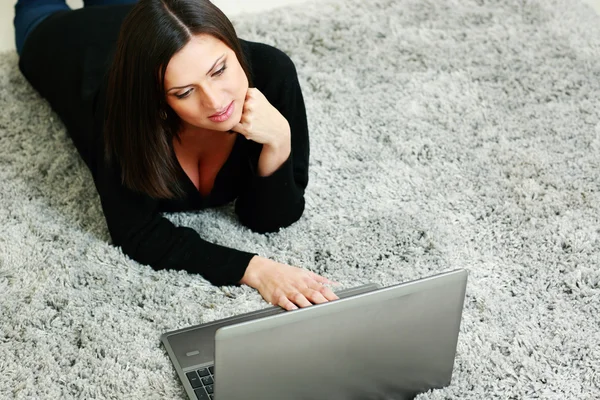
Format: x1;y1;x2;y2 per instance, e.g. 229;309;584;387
18;5;309;286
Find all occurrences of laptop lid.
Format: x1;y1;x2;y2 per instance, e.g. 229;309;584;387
213;269;467;400
161;284;381;399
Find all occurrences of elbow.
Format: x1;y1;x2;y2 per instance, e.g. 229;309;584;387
111;231;154;267
108;224;175;270
238;198;305;234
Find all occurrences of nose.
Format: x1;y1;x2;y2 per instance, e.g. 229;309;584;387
200;84;223;113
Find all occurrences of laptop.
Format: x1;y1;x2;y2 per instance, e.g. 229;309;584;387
161;269;468;400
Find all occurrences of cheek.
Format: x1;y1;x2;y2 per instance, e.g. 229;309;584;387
167;100;197;122
234;64;249;98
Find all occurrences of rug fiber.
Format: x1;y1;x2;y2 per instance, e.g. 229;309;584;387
1;0;599;398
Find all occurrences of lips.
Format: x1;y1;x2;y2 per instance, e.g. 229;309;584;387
208;101;235;123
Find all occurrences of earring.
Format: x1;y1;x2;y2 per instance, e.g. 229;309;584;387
159;110;167;120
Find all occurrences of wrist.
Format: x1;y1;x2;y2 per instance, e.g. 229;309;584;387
258;136;291;177
239;255;264;288
262;139;291;161
264;121;291;153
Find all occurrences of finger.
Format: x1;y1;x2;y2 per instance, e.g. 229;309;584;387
307;281;339;301
289;292;313;308
247;87;259;98
316;284;339;301
303;288;329;304
276;294;298;311
236;113;252;131
243;87;253;102
230;122;247;136
249;87;266;102
242;120;252;132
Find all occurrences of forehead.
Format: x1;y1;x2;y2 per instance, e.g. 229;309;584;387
164;34;229;85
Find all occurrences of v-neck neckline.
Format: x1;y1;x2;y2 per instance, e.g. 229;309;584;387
174;132;244;202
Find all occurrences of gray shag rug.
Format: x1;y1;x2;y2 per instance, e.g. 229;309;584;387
1;0;600;398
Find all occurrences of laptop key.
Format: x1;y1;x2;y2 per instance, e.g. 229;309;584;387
201;376;214;385
194;388;210;400
208;366;214;374
198;368;210;377
205;384;214;394
186;371;201;389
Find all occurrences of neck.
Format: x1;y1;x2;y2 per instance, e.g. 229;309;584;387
174;124;236;155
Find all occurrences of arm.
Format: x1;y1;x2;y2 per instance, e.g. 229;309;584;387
92;159;255;286
92;156;339;309
234;45;310;233
225;42;342;310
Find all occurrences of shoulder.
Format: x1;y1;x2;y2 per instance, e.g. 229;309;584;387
239;39;298;90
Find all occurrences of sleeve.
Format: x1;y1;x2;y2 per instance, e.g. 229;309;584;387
234;43;310;234
92;154;255;287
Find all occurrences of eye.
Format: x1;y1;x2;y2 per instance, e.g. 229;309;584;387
175;89;192;99
213;64;227;77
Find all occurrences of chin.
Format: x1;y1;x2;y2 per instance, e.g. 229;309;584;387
218;119;238;132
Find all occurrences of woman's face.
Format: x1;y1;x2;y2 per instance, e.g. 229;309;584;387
163;34;249;134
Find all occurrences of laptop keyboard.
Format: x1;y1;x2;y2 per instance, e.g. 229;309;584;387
186;366;215;400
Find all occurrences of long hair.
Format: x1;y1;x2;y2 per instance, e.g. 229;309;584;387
104;0;252;198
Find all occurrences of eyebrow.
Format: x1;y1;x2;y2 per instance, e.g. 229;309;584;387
166;54;226;92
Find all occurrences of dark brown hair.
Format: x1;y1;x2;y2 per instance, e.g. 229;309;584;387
104;0;252;198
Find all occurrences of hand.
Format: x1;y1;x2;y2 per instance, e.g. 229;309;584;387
240;256;339;311
231;88;291;151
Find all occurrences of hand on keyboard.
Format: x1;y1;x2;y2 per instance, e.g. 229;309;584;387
239;256;339;311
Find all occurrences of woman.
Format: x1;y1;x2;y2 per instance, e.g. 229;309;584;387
15;0;338;310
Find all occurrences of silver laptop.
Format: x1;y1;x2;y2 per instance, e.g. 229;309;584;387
161;269;468;400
